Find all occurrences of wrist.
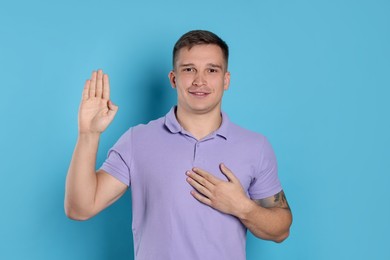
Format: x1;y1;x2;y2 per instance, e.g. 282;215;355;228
77;132;101;144
236;198;258;220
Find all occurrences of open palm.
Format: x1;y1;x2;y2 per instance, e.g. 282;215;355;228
78;70;118;134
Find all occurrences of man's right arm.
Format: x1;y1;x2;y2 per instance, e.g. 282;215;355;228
64;70;127;221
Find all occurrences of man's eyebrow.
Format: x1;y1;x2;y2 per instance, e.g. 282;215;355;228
177;63;224;70
178;63;195;67
207;63;223;69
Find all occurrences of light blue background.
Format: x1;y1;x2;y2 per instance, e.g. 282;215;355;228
1;0;389;259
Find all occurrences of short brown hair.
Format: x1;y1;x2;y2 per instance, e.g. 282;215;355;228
172;30;229;69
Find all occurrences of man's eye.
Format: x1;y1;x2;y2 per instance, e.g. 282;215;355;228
183;68;194;72
208;69;218;73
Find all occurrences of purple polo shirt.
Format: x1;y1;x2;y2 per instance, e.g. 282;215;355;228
100;107;282;260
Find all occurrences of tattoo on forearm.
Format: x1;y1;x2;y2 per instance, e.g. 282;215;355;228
274;193;281;203
255;191;291;211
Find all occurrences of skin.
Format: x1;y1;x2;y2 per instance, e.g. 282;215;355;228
65;70;127;220
171;44;292;242
65;44;292;243
168;44;230;140
186;164;292;242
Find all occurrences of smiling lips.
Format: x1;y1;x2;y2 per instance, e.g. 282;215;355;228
188;89;211;97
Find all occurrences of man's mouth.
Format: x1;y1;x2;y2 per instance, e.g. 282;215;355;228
190;92;209;96
188;89;211;97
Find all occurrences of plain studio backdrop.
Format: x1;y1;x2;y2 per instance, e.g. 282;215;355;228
0;0;389;259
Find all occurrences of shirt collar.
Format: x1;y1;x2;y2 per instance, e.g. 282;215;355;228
217;111;229;139
164;107;182;134
164;106;229;140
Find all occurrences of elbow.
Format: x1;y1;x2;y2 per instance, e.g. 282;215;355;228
273;229;290;243
64;203;93;221
65;212;91;221
273;212;292;243
253;228;290;243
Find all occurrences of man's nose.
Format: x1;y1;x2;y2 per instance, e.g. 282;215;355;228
192;72;207;87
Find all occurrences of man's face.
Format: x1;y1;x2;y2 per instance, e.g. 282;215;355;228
169;44;230;115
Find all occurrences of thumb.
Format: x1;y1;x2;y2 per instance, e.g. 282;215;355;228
219;163;237;182
107;100;119;116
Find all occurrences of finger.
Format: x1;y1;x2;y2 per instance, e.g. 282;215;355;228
89;71;97;97
103;73;110;100
82;80;90;100
190;190;212;206
186;171;214;190
192;167;220;185
219;163;237;183
186;175;213;198
96;69;103;98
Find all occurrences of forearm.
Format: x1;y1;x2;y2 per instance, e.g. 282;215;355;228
238;199;292;242
65;133;100;220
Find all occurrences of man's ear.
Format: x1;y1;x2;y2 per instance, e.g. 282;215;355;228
223;71;231;90
168;70;176;88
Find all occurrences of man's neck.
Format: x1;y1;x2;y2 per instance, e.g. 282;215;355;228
175;106;222;141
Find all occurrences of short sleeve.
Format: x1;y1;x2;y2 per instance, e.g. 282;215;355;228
248;137;282;199
99;128;133;186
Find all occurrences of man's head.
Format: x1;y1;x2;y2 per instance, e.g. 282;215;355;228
169;30;231;116
172;30;229;71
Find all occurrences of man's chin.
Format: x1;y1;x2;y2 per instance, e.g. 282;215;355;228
186;104;221;115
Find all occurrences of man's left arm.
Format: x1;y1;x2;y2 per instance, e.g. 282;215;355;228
186;163;292;243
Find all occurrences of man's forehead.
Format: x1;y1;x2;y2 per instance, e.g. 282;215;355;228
175;44;226;67
177;44;223;56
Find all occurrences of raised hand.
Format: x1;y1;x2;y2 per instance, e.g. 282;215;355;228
78;69;118;135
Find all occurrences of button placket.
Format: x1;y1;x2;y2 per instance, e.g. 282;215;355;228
193;141;202;166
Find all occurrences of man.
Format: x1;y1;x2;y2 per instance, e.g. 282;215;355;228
65;30;292;260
